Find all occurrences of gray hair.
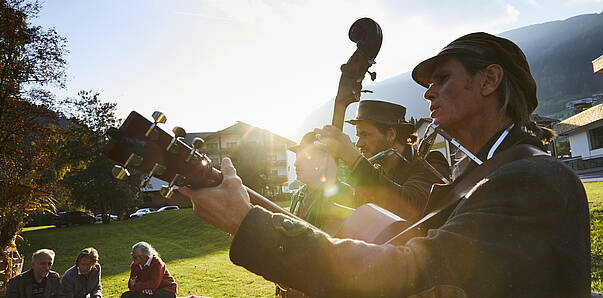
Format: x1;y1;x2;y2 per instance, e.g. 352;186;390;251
32;249;55;262
132;241;158;258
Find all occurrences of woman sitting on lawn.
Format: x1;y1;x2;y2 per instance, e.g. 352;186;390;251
121;242;177;298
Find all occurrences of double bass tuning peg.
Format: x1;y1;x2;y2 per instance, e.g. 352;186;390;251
367;70;377;81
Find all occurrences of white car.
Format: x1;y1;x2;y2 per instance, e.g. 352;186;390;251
95;213;118;222
129;208;157;219
157;206;180;212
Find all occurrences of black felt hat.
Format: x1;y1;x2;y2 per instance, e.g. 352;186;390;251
288;131;318;153
412;32;538;114
345;100;414;130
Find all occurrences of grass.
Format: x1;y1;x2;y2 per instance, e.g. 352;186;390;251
588;182;603;293
1;183;602;296
7;209;274;297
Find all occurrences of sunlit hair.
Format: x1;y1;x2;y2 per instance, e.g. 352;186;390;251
454;54;554;143
374;123;418;145
132;241;159;258
32;249;55;262
76;247;99;265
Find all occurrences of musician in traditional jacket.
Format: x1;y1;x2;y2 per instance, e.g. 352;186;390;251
316;100;450;221
288;131;354;230
181;32;590;297
277;132;355;298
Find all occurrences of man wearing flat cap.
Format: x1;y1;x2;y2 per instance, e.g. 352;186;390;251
182;32;590;297
316;100;450;222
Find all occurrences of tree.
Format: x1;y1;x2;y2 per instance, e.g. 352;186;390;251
0;0;67;278
230;142;269;195
0;0;67;122
58;91;141;223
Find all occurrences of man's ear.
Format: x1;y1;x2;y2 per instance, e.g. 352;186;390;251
386;127;397;144
481;64;504;97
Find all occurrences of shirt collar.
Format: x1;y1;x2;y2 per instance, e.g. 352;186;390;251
137;255;153;270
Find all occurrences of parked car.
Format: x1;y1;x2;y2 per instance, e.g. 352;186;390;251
129;208;157;219
95;213;118;222
55;211;96;227
157;206;179;212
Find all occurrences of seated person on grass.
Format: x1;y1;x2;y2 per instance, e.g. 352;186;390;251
122;242;177;298
61;247;102;298
6;248;63;298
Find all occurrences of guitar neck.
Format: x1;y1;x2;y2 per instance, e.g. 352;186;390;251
246;187;297;219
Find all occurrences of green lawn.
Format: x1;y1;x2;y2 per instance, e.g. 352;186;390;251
2;182;602;297
10;210;274;297
587;181;603;293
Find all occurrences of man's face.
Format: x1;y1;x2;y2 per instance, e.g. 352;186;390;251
355;121;390;158
423;57;483;133
77;257;95;276
32;254;53;281
294;146;329;187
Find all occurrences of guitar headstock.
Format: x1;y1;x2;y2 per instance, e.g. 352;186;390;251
103;111;222;198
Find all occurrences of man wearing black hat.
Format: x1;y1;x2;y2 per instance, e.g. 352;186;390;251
182;32;590;297
316;100;450;221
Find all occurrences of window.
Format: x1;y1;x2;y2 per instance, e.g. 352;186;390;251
206;143;218;151
226;142;237;149
589;126;603;150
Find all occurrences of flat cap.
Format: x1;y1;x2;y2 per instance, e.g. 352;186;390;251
412;32;538;113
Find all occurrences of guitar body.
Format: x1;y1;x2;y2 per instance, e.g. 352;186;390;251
327;203;409;244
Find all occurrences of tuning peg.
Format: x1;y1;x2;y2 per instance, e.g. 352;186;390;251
166;126;186;154
111;153;143;180
159;174;186;199
145;111;167;140
112;165;130;180
139;176;151;188
185;137;205;163
139;163;167;188
367;70;377;81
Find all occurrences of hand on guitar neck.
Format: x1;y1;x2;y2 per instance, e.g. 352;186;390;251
179;158;252;236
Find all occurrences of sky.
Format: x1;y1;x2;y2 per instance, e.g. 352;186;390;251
33;0;603;142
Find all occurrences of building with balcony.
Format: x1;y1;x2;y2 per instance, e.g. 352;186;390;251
185;121;295;197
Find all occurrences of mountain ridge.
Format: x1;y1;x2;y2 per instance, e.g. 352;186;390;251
295;12;603;140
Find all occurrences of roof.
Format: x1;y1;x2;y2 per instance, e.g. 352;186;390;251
530;114;559;127
557;104;603;135
593;54;603;74
201;121;295;146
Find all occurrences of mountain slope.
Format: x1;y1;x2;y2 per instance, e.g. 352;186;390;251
295;12;603;139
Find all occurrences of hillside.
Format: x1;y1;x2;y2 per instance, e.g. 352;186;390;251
296;12;603;138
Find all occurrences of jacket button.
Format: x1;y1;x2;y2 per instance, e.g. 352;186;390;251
282;219;294;230
278;244;286;254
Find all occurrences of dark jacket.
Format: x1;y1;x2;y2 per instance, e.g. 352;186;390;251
229;128;590;297
6;269;64;298
349;150;450;222
61;264;102;298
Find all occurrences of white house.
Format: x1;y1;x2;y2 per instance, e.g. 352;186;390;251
557;104;603;170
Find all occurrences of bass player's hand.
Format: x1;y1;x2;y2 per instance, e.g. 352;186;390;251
314;125;362;167
179;157;252;235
